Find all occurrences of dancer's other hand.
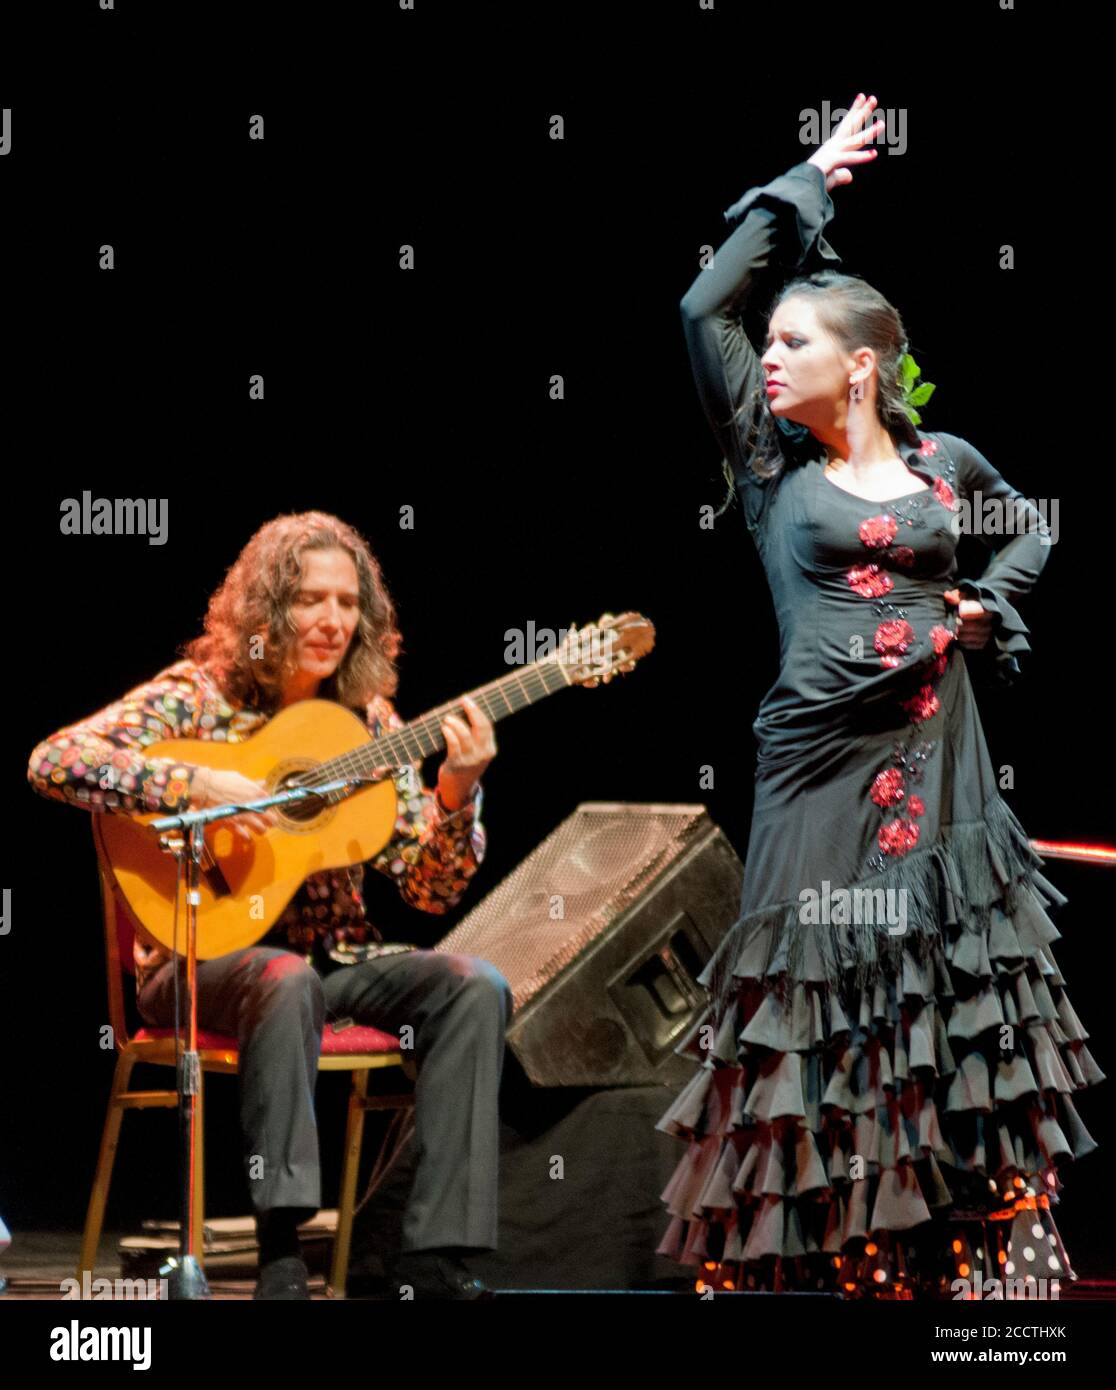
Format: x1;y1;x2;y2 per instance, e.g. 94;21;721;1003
943;590;996;649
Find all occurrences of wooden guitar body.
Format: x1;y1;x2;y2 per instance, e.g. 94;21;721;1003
96;700;398;958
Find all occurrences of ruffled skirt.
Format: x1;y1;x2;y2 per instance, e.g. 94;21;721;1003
656;796;1104;1299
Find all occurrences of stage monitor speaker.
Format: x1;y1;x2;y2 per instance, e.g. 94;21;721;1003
435;802;743;1087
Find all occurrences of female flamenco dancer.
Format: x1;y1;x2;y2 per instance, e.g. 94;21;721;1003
656;94;1103;1298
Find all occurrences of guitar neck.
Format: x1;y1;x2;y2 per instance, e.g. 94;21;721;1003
318;657;571;782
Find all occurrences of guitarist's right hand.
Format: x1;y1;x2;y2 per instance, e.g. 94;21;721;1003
190;767;279;839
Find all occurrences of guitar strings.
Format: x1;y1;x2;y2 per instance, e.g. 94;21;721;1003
284;660;565;802
283;635;632;803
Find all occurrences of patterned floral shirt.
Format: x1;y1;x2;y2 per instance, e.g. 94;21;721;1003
27;658;486;992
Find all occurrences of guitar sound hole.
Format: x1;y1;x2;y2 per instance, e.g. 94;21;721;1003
277;771;336;823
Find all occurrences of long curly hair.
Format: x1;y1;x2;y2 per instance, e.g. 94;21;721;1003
183;511;402;713
719;270;920;512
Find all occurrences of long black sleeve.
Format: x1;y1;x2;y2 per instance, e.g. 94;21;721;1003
679;161;840;531
947;433;1053;684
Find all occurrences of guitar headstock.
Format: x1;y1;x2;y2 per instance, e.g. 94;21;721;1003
558;612;655;688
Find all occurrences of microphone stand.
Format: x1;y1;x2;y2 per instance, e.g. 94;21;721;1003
149;776;374;1300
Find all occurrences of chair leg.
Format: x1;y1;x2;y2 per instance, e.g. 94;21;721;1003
78;1050;137;1280
330;1070;369;1298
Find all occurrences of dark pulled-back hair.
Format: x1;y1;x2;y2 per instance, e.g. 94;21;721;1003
183;511;402;713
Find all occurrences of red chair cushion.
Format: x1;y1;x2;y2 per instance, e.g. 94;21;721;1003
321;1025;402;1055
132;1024;402;1056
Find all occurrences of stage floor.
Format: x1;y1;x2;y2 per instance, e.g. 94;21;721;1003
3;1228;1114;1301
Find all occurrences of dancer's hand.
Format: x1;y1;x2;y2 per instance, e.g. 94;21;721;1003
807;94;884;193
943;590;996;649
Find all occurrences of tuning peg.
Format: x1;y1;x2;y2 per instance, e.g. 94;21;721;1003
602;673;613;684
584;677;600;688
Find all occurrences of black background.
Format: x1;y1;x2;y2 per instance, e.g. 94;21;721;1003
2;4;1109;1284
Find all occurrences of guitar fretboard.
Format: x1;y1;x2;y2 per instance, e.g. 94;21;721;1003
308;656;572;788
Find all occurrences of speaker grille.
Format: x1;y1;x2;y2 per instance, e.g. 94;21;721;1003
436;803;710;1010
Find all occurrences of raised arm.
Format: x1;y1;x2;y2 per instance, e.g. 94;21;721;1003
681;95;883;529
680;163;836;529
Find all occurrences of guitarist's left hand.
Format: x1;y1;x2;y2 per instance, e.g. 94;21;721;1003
437;695;496;811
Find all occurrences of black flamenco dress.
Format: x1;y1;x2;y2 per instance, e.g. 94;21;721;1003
656;160;1104;1298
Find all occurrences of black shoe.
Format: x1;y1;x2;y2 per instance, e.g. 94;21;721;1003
254;1254;311;1300
392;1248;492;1300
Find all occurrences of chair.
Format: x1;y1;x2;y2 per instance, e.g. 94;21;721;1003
79;822;416;1298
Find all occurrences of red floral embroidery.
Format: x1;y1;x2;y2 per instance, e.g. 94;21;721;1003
932;476;955;509
874;619;915;666
871;768;906;807
846;563;893;598
859;514;898;549
879;818;921;856
929;625;954;655
901;684;941;723
847;441;956;870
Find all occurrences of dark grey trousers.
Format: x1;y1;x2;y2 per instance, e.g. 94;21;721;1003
136;944;513;1251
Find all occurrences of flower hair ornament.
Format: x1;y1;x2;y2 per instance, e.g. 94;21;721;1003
897;344;936;426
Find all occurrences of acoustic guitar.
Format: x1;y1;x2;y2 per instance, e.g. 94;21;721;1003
96;612;654;958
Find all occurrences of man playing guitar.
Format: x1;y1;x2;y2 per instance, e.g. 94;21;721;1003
28;510;507;1300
